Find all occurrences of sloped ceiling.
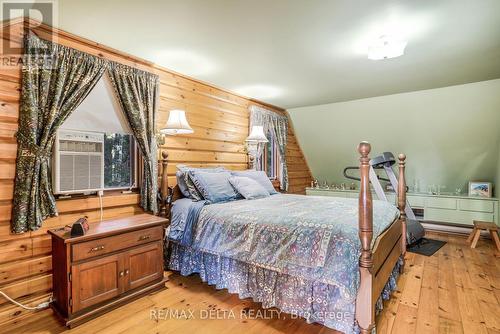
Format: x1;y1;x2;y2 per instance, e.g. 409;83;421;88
48;0;500;108
288;79;500;193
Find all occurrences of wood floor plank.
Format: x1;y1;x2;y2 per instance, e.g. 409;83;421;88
415;256;439;334
487;328;500;334
376;251;413;334
460;239;498;305
376;294;401;334
478;300;500;332
454;273;489;334
391;304;417;334
399;253;424;308
437;238;463;323
439;316;464;334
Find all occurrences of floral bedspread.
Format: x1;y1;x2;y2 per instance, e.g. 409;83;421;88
190;194;399;298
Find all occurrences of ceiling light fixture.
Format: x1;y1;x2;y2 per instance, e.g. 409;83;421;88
367;35;407;60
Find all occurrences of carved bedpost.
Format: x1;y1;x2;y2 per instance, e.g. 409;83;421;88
358;142;373;269
160;150;169;218
398;153;407;272
355;141;375;334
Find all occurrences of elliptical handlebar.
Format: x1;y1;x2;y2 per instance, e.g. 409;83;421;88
343;166;391;183
343;166;361;181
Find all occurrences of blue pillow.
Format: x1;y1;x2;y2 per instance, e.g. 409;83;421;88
188;170;240;203
177;165;225;200
229;176;270;200
231;170;278;195
176;171;190;198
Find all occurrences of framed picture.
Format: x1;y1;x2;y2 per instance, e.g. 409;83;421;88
468;181;492;198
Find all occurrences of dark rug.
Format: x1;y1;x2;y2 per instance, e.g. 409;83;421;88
407;238;446;256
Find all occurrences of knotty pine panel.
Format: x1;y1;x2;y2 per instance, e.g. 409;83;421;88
157;110;248;134
0;237;33;263
0;161;15;180
160;101;249;126
166;163;248;175
0;255;51;285
0;293;52;326
0;274;52;306
166;149;248;164
163;136;245;153
0;19;311;324
0;180;14;201
0;100;19;122
0;80;20;99
0;118;18;139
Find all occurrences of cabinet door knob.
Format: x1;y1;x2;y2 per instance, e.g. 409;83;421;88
125;269;129;275
119;271;124;277
139;235;151;241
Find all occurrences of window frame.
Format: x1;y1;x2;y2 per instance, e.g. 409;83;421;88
259;130;281;180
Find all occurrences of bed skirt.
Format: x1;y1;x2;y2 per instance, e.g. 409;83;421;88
168;242;401;334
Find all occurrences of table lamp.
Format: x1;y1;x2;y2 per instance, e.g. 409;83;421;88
158;109;193;216
245;125;268;170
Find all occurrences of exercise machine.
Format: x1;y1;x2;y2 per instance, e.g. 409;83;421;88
344;152;425;245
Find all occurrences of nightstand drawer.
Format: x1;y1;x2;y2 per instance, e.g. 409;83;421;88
72;226;163;262
426;197;457;210
458;199;494;213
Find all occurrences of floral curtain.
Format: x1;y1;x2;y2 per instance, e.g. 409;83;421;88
250;105;289;191
11;33;107;233
107;63;159;214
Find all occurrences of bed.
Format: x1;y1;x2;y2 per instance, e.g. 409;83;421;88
160;142;408;334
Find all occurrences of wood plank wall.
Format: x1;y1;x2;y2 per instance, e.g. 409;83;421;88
0;20;311;325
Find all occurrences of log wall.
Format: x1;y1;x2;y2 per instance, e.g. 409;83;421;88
0;19;311;325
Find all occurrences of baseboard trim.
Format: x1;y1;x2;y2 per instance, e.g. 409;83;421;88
422;222;494;239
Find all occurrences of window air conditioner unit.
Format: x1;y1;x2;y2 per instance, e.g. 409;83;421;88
53;130;104;195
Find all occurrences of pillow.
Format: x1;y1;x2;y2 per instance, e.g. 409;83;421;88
229;176;270;200
231;170;278;195
176;171;190;198
188;170;240;203
177;165;225;200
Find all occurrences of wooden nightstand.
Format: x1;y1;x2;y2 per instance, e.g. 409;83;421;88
48;214;168;328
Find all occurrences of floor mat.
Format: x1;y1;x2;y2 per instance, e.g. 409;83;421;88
407;238;446;256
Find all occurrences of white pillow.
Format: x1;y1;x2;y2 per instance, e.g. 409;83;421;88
229;176;270;200
231;170;278;194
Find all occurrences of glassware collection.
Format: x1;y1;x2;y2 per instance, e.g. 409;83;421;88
310;178;465;196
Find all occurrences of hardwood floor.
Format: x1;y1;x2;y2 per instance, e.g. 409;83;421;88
2;232;499;334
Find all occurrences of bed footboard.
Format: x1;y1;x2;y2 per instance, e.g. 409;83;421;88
355;142;407;334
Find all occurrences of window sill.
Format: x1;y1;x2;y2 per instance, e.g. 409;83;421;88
55;188;140;201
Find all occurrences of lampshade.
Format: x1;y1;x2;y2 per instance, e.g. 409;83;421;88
160;109;194;135
245;126;268;143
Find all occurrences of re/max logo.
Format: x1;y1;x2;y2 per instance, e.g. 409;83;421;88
0;1;57;56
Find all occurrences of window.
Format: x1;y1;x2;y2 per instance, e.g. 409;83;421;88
57;76;138;194
104;133;137;189
259;130;281;180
